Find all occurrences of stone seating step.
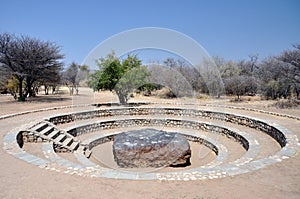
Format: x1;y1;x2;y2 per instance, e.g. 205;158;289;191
39;126;54;136
84;148;92;158
62;137;73;146
70;141;79;151
47;130;60;139
31;122;48;132
29;121;85;153
54;134;67;143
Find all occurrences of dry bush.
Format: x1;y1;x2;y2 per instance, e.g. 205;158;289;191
229;98;243;102
152;87;176;99
196;94;209;100
271;99;300;109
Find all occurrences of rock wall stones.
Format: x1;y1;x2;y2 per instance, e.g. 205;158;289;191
67;119;249;151
88;135;114;150
21;131;48;143
48;107;286;148
19;131;72;153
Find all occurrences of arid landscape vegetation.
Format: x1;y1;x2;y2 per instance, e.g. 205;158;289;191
1;32;299;105
1;1;300;199
0;31;300;199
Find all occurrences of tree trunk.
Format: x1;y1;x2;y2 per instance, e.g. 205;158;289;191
52;86;56;94
116;91;127;104
17;76;25;101
68;86;73;95
28;87;36;97
44;86;49;95
75;85;79;95
24;78;37;97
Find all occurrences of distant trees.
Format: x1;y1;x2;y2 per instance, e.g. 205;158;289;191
0;33;64;101
213;56;258;100
146;44;299;101
147;57;229;98
88;52;149;104
2;31;297;103
257;45;300;99
39;68;61;95
216;45;299;100
63;62;89;95
65;43;300;101
148;64;194;97
0;69;10;94
277;44;300;98
224;75;257;100
148;58;204;97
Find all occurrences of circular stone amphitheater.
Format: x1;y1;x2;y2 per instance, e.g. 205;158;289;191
1;94;300;198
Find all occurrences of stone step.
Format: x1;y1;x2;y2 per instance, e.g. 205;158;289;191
76;145;85;153
31;122;48;132
54;134;66;143
39;126;54;136
70;142;79;151
62;137;73;146
47;130;60;139
84;148;92;158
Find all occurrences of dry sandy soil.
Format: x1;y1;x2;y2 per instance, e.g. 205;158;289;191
0;87;299;199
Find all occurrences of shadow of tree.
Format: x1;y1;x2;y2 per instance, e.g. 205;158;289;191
27;96;72;103
0;94;72;105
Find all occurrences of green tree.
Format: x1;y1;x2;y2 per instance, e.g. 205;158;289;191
88;52;149;104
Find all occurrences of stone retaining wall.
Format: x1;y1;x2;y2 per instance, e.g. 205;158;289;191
4;103;299;181
66;118;249;151
205;104;300;121
19;131;49;146
17;131;71;153
184;135;219;155
48;107;285;147
53;143;72;153
88;135;114;150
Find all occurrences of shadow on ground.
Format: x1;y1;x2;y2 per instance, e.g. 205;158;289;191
0;95;72;104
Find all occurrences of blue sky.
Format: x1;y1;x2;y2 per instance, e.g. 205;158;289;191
0;0;299;67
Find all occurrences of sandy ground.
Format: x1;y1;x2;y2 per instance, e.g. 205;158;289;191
0;87;299;199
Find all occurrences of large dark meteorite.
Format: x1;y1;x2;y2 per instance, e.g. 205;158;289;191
113;128;191;168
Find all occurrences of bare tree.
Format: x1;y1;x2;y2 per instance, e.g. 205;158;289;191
148;64;193;97
0;67;9;94
277;44;300;98
257;50;299;99
63;62;89;95
0;33;64;101
159;57;203;94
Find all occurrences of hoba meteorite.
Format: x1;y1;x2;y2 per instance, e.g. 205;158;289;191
113;128;191;168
